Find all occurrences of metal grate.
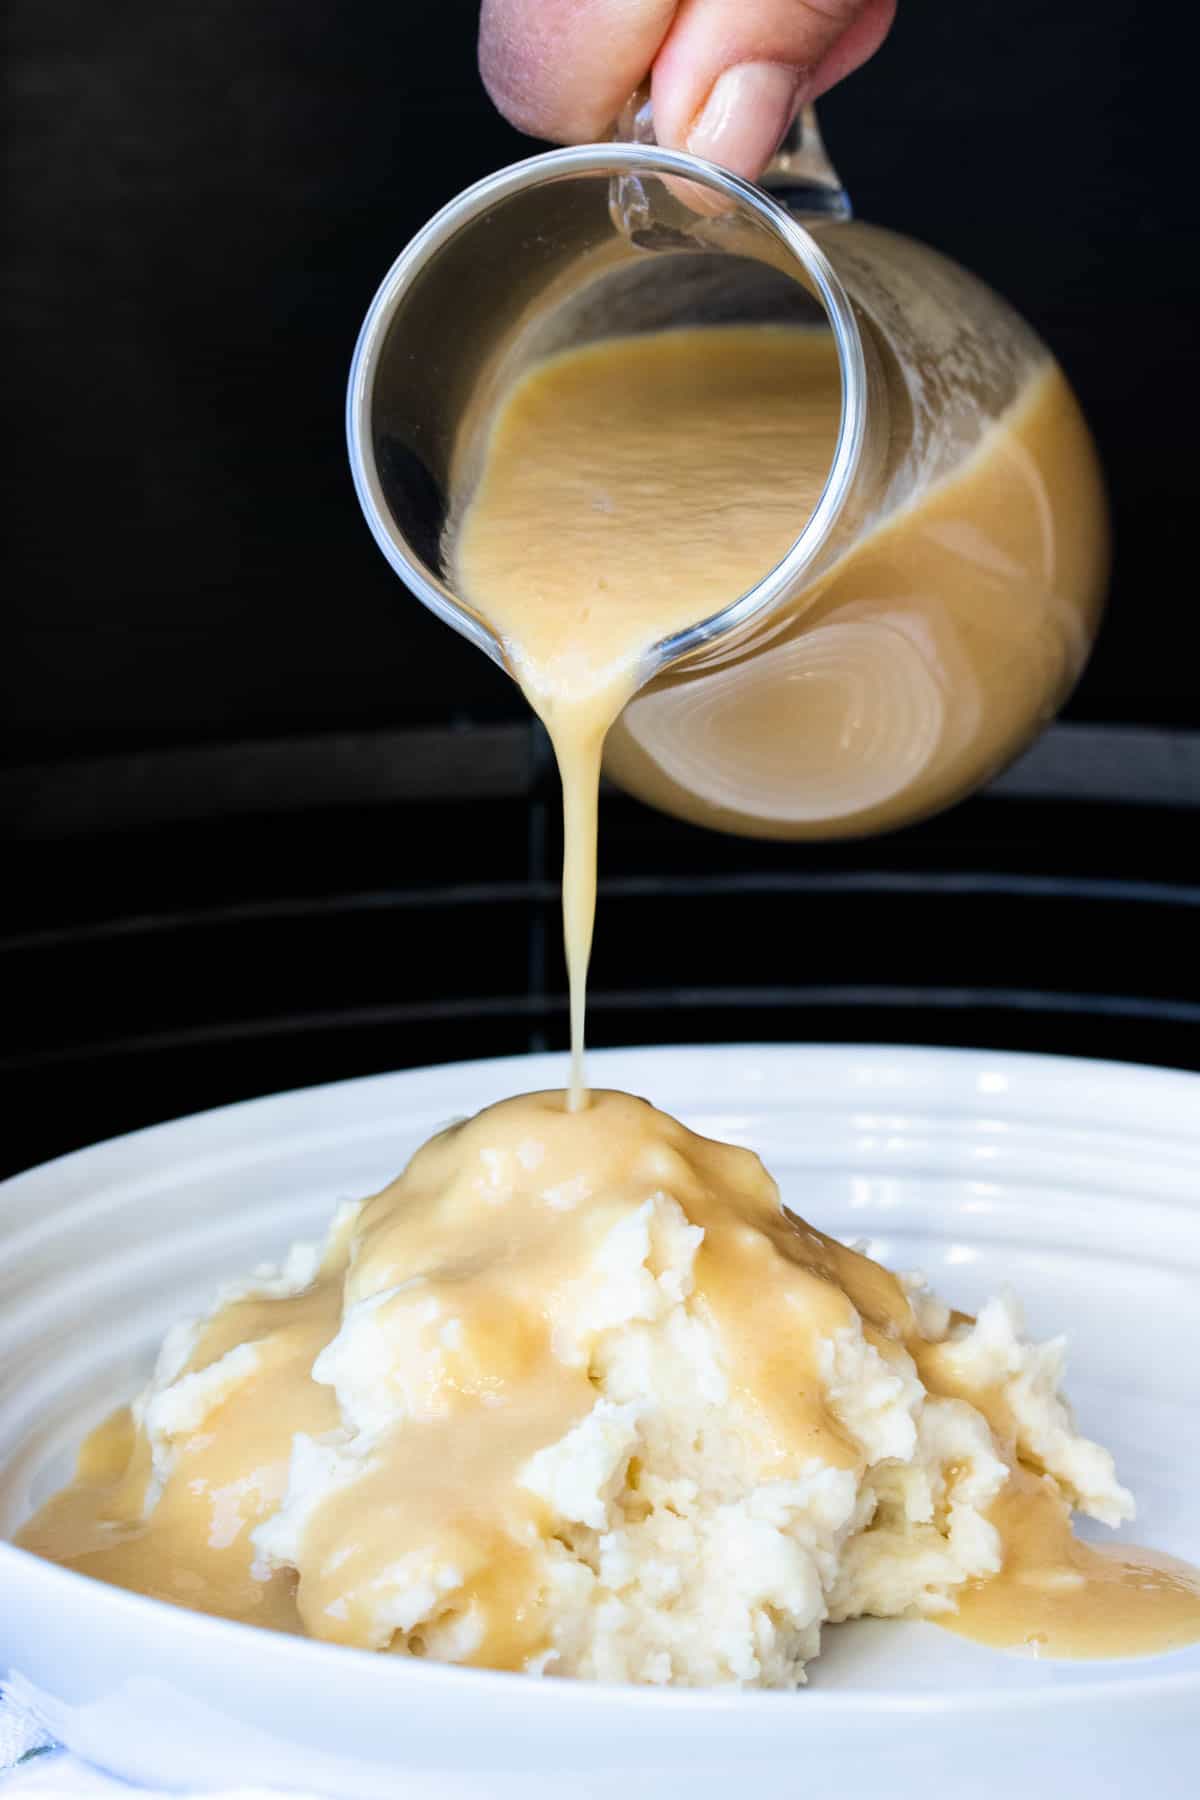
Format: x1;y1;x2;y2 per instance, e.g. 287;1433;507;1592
2;721;1198;1179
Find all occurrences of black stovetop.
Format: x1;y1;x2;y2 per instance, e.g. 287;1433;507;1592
3;2;1198;1177
3;720;1197;1181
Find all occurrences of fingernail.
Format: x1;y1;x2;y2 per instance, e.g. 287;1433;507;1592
686;62;801;180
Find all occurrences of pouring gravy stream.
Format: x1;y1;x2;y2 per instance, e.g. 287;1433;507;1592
18;324;1199;1667
449;320;1200;1656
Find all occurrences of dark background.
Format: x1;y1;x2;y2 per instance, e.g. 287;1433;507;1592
3;1;1198;1175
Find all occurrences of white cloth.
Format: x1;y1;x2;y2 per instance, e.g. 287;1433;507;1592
0;1685;656;1798
0;1688;323;1798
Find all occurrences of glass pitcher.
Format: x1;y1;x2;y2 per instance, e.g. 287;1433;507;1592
347;109;1108;839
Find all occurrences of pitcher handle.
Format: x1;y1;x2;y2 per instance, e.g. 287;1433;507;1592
762;105;852;219
612;84;851;221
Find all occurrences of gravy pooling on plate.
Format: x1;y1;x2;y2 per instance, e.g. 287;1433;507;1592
20;1089;1200;1673
17;325;1200;1675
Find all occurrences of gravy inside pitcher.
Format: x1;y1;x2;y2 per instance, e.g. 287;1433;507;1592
604;328;1108;840
447;320;1107;1100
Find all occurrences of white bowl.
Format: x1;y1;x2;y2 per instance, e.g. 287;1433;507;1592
2;1044;1199;1799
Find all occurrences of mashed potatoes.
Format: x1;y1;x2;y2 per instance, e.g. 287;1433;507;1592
20;1090;1133;1686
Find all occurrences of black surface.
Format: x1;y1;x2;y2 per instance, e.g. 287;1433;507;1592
4;0;1199;763
3;755;1198;1178
4;4;1199;1177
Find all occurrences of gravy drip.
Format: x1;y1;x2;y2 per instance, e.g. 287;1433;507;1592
17;328;1193;1672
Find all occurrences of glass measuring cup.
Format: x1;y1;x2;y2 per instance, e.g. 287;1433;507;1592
347;112;1108;839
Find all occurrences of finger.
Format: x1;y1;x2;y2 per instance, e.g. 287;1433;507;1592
478;0;678;143
651;0;895;180
804;0;897;102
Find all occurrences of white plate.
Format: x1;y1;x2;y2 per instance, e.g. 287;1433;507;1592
2;1044;1199;1799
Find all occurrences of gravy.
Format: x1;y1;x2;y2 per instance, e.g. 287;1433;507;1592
17;325;1193;1672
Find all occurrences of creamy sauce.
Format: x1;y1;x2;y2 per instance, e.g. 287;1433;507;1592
911;1335;1200;1658
21;1090;1200;1665
450;321;1186;1664
451;326;843;1106
451;323;1107;1099
20;1091;917;1664
19;1261;347;1635
943;1467;1200;1660
17;325;1195;1671
606;343;1108;843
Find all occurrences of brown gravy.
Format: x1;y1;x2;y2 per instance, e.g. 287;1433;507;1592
944;1467;1200;1660
21;1091;1200;1666
17;325;1194;1674
19;1091;921;1664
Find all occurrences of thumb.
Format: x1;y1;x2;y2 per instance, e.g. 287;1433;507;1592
478;1;895;180
479;1;679;143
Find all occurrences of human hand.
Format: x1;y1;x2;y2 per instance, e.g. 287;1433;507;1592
479;0;895;182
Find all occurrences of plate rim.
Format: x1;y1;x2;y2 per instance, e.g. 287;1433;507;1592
3;1040;1199;1721
4;1039;1199;1202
